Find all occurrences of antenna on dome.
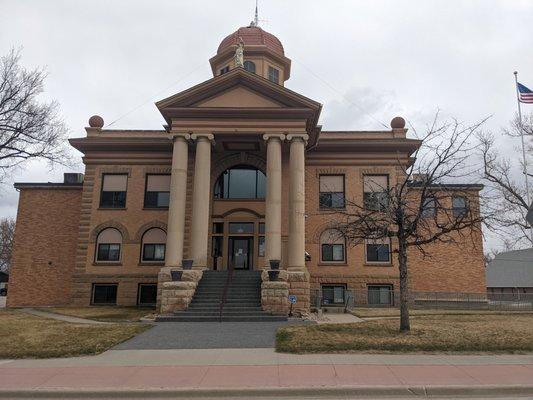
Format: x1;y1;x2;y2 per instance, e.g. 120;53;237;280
251;0;259;27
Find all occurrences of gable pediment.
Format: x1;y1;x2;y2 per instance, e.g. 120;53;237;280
194;86;283;108
156;68;320;111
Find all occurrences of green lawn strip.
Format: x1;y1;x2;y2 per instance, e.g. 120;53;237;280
0;310;150;359
350;308;533;318
42;306;155;322
277;314;533;354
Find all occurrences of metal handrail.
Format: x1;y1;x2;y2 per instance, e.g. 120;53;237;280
219;263;234;322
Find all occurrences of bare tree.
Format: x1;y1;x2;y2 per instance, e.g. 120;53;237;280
0;218;15;274
325;115;486;332
0;48;69;183
479;112;533;249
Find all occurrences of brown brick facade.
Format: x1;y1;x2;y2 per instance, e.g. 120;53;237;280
7;188;82;307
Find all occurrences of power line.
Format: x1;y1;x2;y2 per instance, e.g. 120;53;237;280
292;57;390;130
104;62;206;128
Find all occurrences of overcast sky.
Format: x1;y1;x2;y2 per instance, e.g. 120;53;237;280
1;0;532;251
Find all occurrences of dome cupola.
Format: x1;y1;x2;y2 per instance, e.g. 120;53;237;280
209;25;292;85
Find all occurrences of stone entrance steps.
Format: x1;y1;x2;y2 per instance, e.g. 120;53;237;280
157;270;287;322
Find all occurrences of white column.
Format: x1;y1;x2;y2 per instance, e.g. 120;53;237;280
263;133;285;267
286;133;309;271
190;133;214;268
165;133;190;267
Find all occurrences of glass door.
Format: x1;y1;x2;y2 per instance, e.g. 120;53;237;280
229;237;253;270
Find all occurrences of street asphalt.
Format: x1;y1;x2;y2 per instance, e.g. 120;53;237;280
114;321;308;350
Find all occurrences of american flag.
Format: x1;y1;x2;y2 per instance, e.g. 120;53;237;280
517;82;533;104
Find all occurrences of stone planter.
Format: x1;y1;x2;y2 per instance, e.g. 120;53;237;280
170;271;183;281
268;270;280;281
269;259;280;270
182;259;193;270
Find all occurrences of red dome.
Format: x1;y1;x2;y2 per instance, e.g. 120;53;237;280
217;26;284;56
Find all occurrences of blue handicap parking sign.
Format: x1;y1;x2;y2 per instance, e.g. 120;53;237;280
288;295;297;304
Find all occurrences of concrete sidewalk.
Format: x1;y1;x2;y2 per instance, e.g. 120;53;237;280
0;349;532;397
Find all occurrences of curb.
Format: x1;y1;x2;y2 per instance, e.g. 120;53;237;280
0;385;532;398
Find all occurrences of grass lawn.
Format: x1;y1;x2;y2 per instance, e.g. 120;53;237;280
351;307;533;318
0;310;149;359
43;306;155;322
277;314;533;353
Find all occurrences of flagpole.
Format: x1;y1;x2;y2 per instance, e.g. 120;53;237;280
514;71;533;241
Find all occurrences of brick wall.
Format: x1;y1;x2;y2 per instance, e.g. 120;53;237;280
71;163;173;306
7;188;82;307
303;162;485;295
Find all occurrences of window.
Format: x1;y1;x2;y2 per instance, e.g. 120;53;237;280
367;285;393;305
366;237;391;263
213;222;224;234
319;175;345;208
92;284;117;305
363;175;389;211
138;284;157;306
220;65;229;75
229;222;254;234
320;229;346;263
452;196;468;217
244;60;256;73
144;174;170;208
214;165;266;199
211;236;223;257
96;228;122;262
321;284;346;305
141;228;166;262
421;196;437;218
100;174;127;208
258;236;265;257
268;66;279;84
258;222;265;257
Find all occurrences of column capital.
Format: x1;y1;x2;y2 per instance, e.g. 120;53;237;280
191;133;215;142
263;133;286;142
168;133;191;142
286;133;309;143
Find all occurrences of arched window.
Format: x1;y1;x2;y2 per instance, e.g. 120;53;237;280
320;229;346;263
96;228;122;262
214;165;266;199
243;60;256;73
141;228;166;262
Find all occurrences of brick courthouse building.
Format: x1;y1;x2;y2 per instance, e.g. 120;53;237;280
7;25;485;317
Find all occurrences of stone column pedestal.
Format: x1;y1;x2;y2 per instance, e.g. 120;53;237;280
157;267;203;314
261;270;289;315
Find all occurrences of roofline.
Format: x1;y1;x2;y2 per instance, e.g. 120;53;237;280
407;182;484;190
14;182;83;190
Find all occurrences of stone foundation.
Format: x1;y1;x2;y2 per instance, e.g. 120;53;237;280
157;267;203;314
261;269;310;316
261;270;289;315
287;270;310;316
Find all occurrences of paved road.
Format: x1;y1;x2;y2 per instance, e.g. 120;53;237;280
114;321;306;350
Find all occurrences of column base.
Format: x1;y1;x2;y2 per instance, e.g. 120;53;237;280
286;270;310;316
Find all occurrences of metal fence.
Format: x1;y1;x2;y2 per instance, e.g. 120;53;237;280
311;289;533;311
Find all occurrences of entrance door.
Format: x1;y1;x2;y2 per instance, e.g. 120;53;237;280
228;237;253;270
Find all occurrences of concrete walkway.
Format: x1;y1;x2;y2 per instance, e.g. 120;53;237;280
18;308;110;324
0;349;531;397
114;321;309;350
